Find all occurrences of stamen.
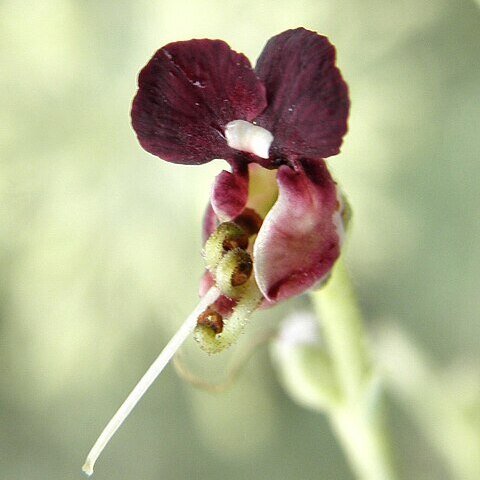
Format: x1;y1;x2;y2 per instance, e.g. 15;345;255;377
197;306;224;334
225;119;273;159
203;222;248;272
215;248;253;298
194;280;263;354
82;286;220;476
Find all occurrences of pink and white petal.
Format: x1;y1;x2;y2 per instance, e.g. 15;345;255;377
202;203;218;243
132;39;267;165
253;158;343;303
211;164;249;222
199;271;215;297
254;28;349;160
212;295;236;317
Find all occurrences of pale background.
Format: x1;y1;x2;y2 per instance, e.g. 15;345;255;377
1;1;479;479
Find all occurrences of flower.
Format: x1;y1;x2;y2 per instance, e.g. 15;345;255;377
82;29;349;474
132;28;349;339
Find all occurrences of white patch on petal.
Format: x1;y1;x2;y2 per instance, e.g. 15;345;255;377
225;120;273;159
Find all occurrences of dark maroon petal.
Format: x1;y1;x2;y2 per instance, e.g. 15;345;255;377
211;163;249;221
254;28;349;159
253;158;343;303
132;39;267;165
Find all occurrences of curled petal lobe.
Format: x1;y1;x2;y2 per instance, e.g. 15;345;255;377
255;28;349;159
253;158;342;302
132;39;267;164
211;164;249;221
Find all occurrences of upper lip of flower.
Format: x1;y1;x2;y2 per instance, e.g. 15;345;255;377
131;27;349;169
131;27;350;303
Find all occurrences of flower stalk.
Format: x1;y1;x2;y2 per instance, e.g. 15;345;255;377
82;286;220;476
310;258;398;480
310;259;370;401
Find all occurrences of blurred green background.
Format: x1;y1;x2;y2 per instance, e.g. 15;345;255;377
1;0;479;479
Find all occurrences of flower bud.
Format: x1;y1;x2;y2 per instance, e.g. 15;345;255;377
271;312;340;410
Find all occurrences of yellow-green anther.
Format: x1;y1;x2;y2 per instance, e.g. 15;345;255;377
203;222;249;272
215;248;253;298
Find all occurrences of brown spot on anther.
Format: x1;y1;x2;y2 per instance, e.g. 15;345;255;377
234;208;263;236
222;234;249;251
197;306;224;334
231;256;253;286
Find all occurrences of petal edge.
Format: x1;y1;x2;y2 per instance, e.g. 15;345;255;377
253;158;342;302
132;39;267;164
255;28;349;160
211;164;249;221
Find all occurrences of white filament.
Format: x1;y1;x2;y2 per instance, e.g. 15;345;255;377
225;119;273;159
82;287;220;476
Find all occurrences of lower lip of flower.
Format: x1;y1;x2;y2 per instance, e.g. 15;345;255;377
225;119;274;159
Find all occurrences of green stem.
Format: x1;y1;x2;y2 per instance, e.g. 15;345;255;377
312;259;370;399
310;258;398;480
330;402;397;480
